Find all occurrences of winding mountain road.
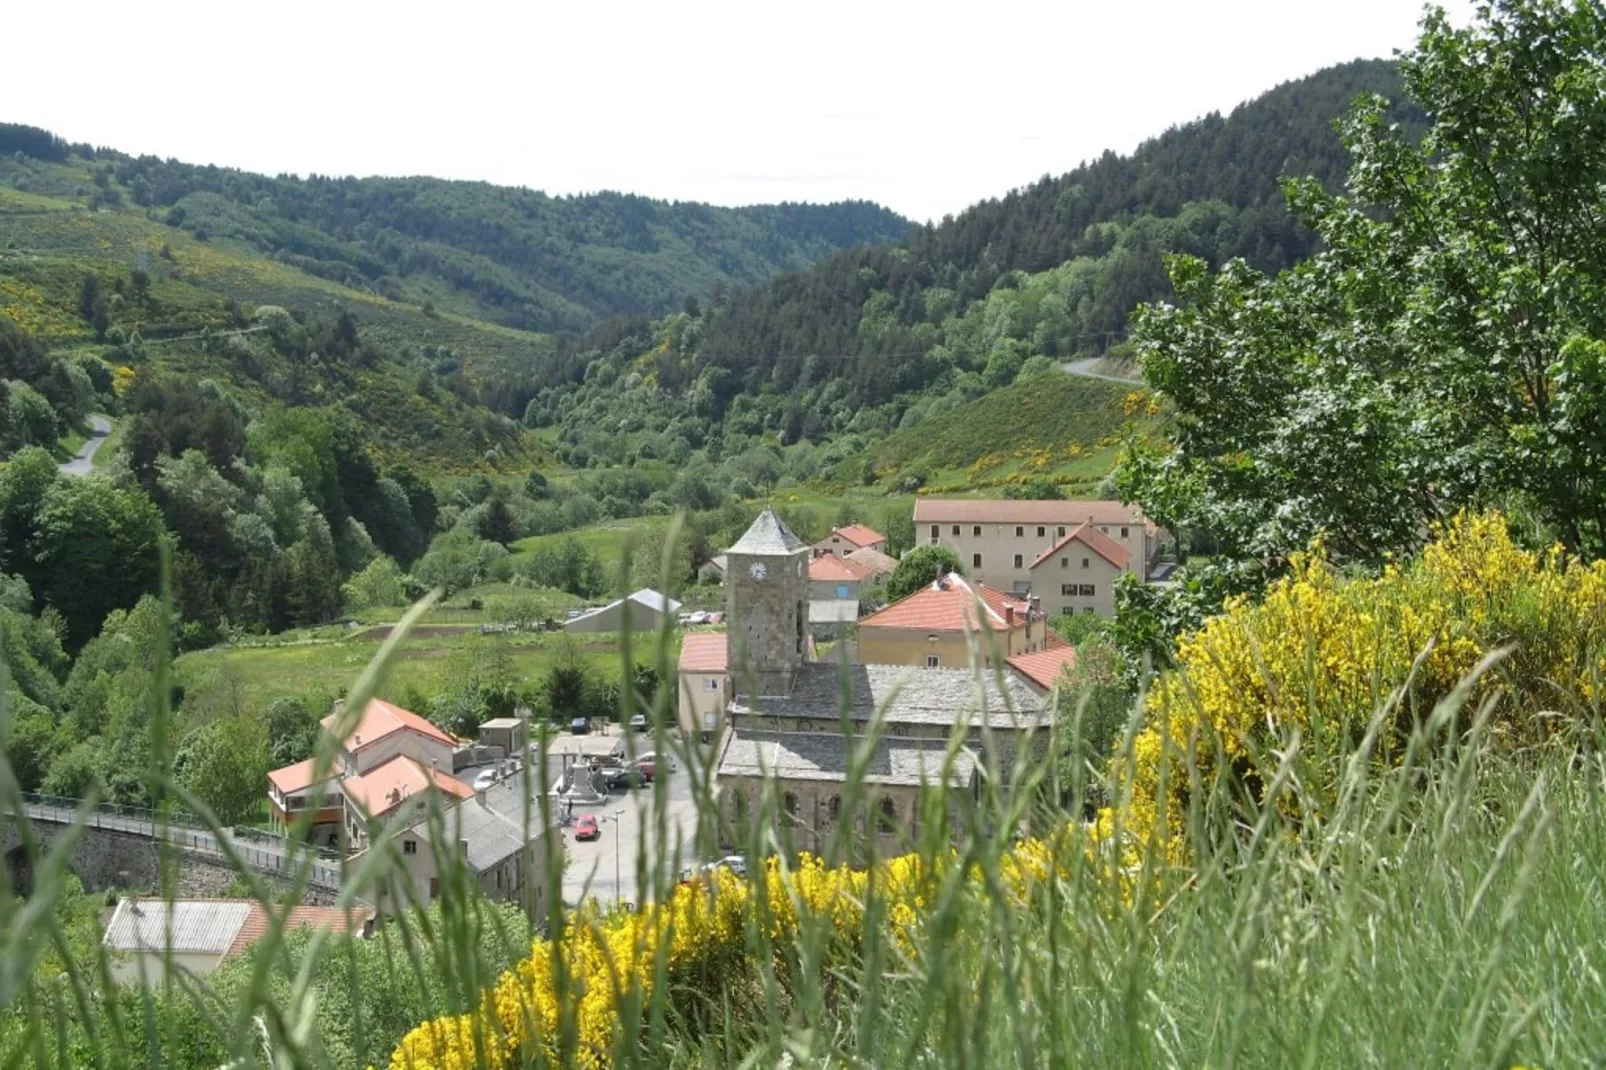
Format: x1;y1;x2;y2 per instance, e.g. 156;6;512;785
1059;357;1142;385
59;414;111;476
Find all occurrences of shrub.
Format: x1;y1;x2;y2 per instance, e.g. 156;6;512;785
1101;511;1606;856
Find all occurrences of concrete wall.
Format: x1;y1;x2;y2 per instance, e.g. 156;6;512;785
1029;548;1123;617
809;576;863;601
921;520;1148;593
109;948;224;988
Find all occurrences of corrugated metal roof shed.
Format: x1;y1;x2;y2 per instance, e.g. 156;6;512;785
104;899;253;954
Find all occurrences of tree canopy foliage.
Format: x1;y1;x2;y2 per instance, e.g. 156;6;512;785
1117;0;1606;659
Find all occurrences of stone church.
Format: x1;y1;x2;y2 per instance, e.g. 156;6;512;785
700;509;1054;860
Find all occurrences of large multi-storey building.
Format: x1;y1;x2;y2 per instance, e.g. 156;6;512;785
911;499;1169;617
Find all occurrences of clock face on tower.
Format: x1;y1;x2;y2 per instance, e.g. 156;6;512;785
748;561;768;580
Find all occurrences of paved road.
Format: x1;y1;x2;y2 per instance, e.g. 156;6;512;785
59;414;111;476
559;761;703;908
1060;357;1142;385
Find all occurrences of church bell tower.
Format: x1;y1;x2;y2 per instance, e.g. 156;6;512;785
724;507;811;696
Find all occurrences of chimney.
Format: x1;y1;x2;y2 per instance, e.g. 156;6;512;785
1005;605;1015;628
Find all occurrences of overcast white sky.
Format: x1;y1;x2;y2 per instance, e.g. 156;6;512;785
4;0;1472;223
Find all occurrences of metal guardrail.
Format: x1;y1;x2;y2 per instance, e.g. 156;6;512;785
10;795;343;892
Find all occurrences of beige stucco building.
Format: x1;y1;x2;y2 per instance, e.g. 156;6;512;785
812;523;888;558
911;499;1167;613
365;778;562;922
268;698;463;849
1027;522;1129;617
856;573;1050;669
677;632;729;735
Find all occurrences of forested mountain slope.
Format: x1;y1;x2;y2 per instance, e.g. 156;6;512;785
682;59;1422;406
524;59;1419;493
0;125;910;333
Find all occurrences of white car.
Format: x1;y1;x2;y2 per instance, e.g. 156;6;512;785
472;768;498;792
633;751;676;772
709;855;746;877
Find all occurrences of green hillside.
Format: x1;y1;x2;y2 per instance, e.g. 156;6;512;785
0;127;910;333
872;370;1156;495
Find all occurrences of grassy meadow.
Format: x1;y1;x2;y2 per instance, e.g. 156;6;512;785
175;620;672;726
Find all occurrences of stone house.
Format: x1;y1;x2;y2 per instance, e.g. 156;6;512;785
716;731;977;860
843;546;898;586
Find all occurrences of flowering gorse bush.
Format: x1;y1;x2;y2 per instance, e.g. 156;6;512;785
389;838;1077;1070
1099;511;1606;857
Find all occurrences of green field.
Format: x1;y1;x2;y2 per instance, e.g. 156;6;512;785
175;623;672;725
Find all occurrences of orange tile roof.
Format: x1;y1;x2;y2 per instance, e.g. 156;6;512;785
322;698;455;752
810;554;870;582
1044;630;1071;650
828;523;886;548
1006;646;1079;690
340;755;472;819
1029;522;1131;570
843;546;898;576
225;903;372;960
266;757;338;796
678;632;728;674
912;499;1145;526
859;573;1032;633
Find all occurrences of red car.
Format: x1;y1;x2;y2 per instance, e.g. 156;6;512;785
634;760;656;782
574;814;600;841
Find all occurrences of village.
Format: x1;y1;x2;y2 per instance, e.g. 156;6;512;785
99;496;1172;981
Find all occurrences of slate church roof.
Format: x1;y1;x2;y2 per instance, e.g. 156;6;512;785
728;508;809;556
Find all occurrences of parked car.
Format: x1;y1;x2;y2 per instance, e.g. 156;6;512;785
570;717;589;735
472;768;498;792
710;854;746;877
573;814;600;841
635;751;675;773
603;766;645;791
634;759;656;782
629;714;648;733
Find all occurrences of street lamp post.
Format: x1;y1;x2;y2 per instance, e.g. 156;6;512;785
614;807;625;903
